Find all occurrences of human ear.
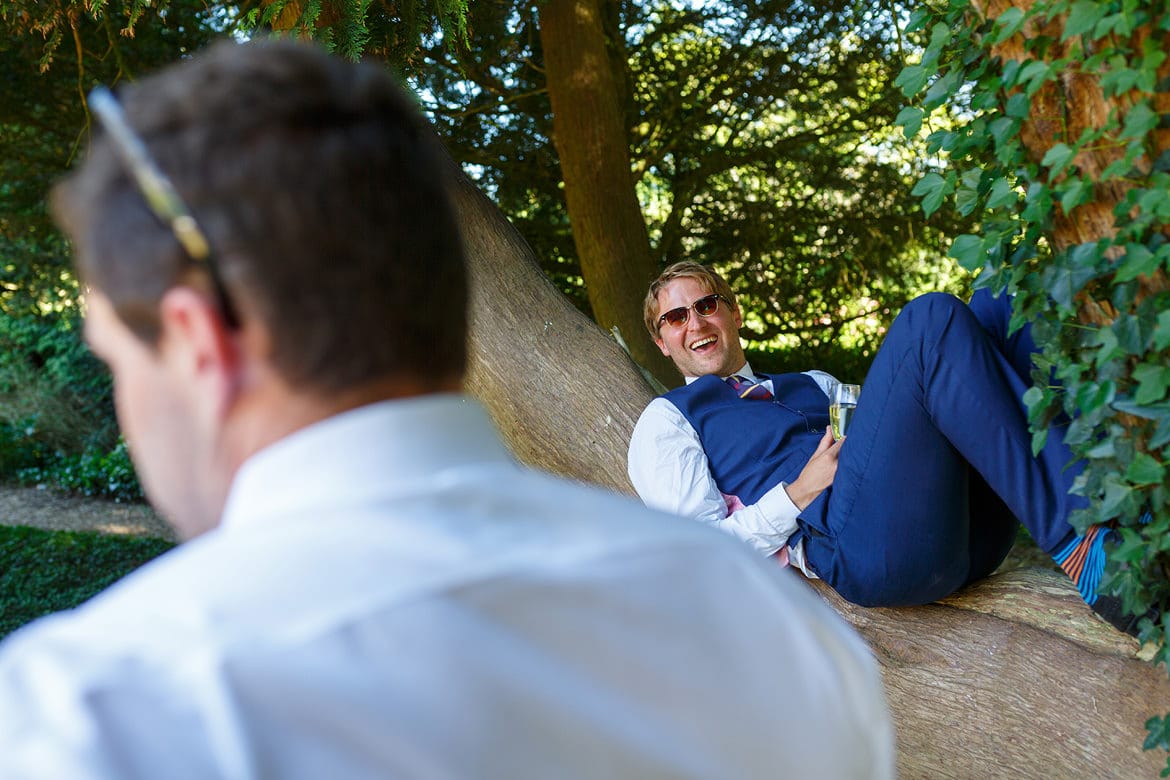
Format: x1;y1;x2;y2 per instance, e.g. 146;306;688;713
655;336;671;357
156;286;241;419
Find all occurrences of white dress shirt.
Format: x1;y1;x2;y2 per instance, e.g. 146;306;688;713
0;394;890;779
627;364;837;573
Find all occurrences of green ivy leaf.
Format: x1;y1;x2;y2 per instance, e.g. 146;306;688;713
992;7;1026;43
896;106;924;138
1138;185;1170;218
924;71;962;109
1005;92;1031;119
1101;54;1141;97
1111;399;1170;421
955;168;983;216
1100;155;1135;180
1114;312;1145;354
1059;177;1093;213
1152;415;1170;451
950;234;986;270
895;64;929;98
1064;0;1108;40
1115;244;1159;282
1122;101;1158;139
955;187;980;216
1095;11;1134;38
1137;39;1167;92
1153;310;1170;351
1101;476;1133;516
1085;438;1116;459
1143;714;1169;751
1019;60;1052;95
1022;181;1053;222
1092;327;1122;367
1134;362;1170;405
1002;59;1022;88
1023;385;1044;410
986;177;1016;209
905;7;930;33
1126;452;1166;486
989;117;1018;147
1041;143;1076;177
1046;257;1099;310
1031;427;1049;457
912;172;951;217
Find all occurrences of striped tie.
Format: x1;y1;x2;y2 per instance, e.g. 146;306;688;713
727;374;773;401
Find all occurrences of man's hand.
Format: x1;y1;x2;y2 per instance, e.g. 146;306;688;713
784;427;842;510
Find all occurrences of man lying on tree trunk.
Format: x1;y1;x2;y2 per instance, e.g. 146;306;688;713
628;261;1147;637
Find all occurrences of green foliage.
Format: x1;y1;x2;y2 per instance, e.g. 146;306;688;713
0;309;142;501
0;310;114;453
0;525;173;640
1;1;221;321
16;440;143;503
898;0;1170;766
416;0;971;358
240;0;469;68
0;3;212;502
0;420;51;475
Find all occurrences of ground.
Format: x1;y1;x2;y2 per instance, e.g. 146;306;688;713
0;485;175;540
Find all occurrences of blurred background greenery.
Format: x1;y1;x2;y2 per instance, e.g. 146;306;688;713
0;1;969;498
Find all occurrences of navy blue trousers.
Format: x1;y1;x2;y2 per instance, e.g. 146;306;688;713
801;291;1085;607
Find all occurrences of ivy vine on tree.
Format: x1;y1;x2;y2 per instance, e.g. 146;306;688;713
896;0;1170;770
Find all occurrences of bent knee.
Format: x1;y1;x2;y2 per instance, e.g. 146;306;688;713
888;292;972;340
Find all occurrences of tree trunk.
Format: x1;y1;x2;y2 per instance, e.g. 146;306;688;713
816;567;1170;778
537;0;681;389
447;154;1170;776
450;156;654;495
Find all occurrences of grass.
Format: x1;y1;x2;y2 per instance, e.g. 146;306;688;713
0;525;174;640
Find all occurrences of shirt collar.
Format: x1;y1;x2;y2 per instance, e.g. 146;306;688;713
220;394;515;530
683;362;755;385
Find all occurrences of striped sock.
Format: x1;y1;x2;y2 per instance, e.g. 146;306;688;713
1052;525;1109;605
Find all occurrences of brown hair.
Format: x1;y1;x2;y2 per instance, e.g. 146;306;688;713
52;38;467;392
642;261;736;337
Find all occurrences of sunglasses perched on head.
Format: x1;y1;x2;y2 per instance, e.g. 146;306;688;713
87;86;240;329
657;293;730;330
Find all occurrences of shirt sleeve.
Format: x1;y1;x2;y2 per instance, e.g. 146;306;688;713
627;397;802;556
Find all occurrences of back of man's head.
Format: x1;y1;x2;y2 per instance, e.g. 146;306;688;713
53;38;467;393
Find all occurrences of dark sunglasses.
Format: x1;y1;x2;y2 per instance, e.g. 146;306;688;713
87;86;240;329
657;293;730;330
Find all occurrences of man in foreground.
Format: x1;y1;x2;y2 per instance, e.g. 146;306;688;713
0;40;893;777
629;261;1137;633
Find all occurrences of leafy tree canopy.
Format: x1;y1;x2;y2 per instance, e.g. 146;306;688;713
3;0;968;380
414;0;970;374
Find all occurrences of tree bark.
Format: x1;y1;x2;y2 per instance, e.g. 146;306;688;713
450;157;654;494
537;0;681;389
448;154;1170;776
816;568;1169;778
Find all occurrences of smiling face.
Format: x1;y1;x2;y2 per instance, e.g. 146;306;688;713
653;276;746;379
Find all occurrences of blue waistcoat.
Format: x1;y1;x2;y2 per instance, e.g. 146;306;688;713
664;373;831;519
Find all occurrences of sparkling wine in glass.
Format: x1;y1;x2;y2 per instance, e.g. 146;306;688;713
830;383;860;440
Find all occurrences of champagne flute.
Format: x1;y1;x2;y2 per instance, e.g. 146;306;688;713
830;383;860;440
